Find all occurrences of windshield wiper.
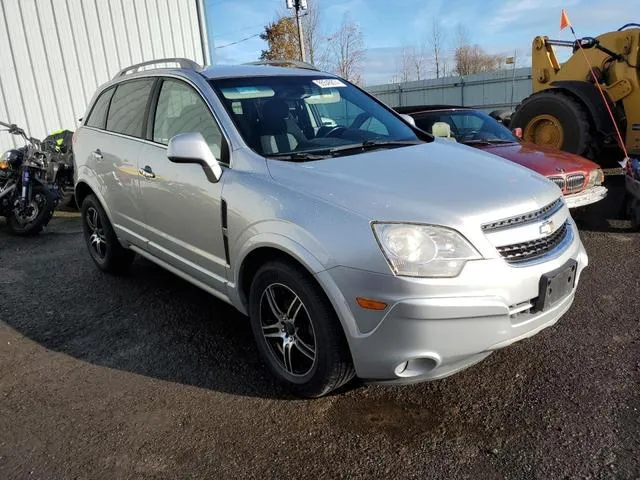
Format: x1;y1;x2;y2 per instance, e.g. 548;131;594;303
328;139;423;155
463;139;516;145
266;151;330;161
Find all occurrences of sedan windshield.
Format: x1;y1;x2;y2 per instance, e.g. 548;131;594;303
412;109;518;144
210;76;423;159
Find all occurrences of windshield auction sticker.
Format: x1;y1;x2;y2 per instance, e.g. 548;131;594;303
312;79;346;88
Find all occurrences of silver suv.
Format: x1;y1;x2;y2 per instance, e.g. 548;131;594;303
74;58;588;397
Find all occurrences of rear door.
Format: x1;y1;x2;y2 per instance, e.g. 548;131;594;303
137;77;229;292
78;78;155;247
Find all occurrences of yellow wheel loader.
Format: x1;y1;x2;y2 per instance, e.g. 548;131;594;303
511;24;640;163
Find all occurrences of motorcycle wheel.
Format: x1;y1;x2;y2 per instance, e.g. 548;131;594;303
7;185;56;235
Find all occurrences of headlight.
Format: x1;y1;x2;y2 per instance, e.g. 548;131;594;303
587;168;604;187
372;223;482;277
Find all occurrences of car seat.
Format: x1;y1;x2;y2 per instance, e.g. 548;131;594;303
258;98;306;154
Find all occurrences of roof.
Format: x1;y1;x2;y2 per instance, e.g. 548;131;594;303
200;64;336;80
395;105;469;115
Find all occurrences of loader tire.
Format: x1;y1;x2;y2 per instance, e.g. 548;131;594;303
511;90;596;158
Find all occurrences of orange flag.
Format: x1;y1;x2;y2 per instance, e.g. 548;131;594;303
560;9;571;30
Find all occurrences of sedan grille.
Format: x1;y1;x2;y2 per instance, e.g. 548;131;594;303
566;174;586;193
496;220;570;264
482;198;564;232
549;176;565;190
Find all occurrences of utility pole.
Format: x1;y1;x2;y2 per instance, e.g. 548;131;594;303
286;0;307;62
506;51;517;107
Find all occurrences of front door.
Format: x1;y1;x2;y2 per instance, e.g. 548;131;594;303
138;78;229;292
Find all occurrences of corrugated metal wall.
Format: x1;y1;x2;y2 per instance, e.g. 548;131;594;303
366;67;533;112
0;0;207;150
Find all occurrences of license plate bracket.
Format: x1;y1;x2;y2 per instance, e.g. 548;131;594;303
534;260;578;312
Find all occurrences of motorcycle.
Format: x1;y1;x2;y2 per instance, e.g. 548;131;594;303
0;121;60;235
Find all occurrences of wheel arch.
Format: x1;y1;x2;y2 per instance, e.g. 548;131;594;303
74;180;115;226
236;241;326;313
74;180;93;209
233;239;361;342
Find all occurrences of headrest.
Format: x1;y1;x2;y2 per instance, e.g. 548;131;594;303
432;121;455;140
261;98;289;123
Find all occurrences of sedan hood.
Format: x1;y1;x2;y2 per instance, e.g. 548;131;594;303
477;142;599;175
266;141;561;230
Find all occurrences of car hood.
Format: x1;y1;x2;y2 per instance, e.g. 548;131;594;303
266;141;561;230
476;142;599;175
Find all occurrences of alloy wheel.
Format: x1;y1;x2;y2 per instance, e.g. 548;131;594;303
86;206;107;259
259;283;317;376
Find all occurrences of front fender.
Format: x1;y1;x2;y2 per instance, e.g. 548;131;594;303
228;230;361;340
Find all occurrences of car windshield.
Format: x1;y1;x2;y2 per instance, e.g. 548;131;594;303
210;75;423;159
413;109;518;144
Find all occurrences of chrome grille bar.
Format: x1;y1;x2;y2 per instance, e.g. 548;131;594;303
496;220;570;264
481;198;564;232
566;174;585;193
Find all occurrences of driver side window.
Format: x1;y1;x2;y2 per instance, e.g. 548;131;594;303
153;79;223;161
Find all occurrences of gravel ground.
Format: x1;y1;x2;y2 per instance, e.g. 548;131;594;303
0;178;638;479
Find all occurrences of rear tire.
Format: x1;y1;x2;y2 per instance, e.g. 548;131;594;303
248;260;355;397
511;90;596;158
81;194;134;274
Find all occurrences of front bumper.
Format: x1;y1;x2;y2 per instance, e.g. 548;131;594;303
564;185;607;209
316;224;588;383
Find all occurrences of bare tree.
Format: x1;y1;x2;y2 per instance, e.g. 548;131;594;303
453;24;504;76
395;47;414;83
327;15;365;84
429;19;445;79
412;45;428;81
302;0;322;66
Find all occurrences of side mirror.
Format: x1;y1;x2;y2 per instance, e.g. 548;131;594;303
399;113;416;127
167;132;223;183
512;127;523;139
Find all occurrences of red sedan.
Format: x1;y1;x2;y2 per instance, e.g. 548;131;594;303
397;106;607;209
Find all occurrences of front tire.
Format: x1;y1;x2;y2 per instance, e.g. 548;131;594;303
511;90;595;158
81;194;134;273
7;185;55;236
248;261;355;397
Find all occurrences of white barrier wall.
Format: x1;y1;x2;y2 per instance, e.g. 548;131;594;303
0;0;209;150
366;67;533;112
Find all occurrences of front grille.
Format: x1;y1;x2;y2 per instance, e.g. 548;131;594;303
566;174;586;193
482;198;564;232
549;176;565;190
496;220;570;264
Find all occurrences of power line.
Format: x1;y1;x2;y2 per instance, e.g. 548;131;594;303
216;33;261;49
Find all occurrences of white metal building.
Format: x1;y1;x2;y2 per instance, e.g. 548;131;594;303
0;0;209;150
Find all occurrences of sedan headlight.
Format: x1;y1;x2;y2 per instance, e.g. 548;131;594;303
587;168;604;187
372;223;481;277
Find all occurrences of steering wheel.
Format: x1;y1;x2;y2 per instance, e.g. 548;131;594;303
318;126;347;138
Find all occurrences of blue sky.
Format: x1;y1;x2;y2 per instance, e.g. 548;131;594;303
205;0;634;85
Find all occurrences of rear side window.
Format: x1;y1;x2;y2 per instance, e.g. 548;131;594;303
106;79;155;137
85;87;115;129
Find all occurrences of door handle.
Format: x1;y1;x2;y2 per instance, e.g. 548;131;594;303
91;149;103;160
138;165;156;179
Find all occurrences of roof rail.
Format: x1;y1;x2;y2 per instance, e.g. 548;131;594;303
114;58;202;79
244;59;319;71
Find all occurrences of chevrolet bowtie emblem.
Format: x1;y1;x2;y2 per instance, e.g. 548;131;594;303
540;220;554;235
